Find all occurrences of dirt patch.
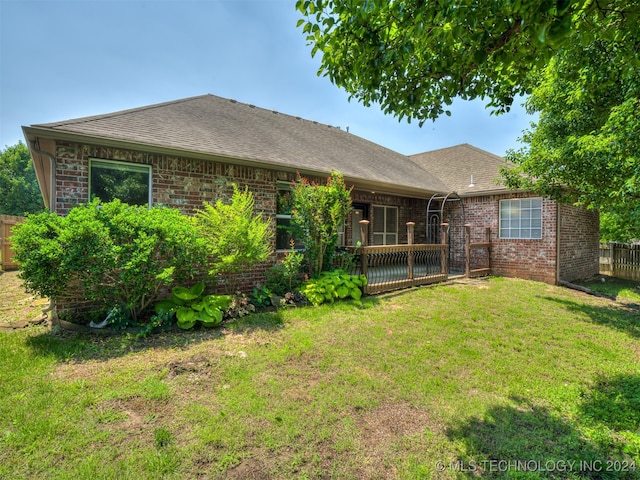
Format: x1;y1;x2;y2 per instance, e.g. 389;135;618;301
0;270;49;328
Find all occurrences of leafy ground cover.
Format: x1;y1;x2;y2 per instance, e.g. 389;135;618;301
0;275;639;479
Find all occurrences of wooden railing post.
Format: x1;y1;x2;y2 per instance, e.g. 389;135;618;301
486;227;492;274
359;220;369;247
407;222;415;280
441;223;449;275
464;224;471;277
359;220;369;279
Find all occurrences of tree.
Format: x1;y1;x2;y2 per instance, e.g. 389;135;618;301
291;171;352;278
297;0;640;240
501;37;640;240
0;142;44;215
296;0;638;123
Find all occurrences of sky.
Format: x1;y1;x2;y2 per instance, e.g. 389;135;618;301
1;0;535;157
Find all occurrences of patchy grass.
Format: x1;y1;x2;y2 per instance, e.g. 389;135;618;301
0;270;48;325
0;277;639;479
578;276;640;304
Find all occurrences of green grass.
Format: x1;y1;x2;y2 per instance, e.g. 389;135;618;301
578;276;640;304
1;277;639;479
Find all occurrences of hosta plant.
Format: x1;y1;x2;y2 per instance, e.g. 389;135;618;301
301;270;367;306
154;282;231;330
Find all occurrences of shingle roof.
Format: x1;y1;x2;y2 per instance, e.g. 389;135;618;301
29;94;450;197
409;144;512;195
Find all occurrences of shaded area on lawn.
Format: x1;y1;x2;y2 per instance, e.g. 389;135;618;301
579;373;640;434
576;276;640;305
543;295;640;338
24;311;286;364
446;395;632;479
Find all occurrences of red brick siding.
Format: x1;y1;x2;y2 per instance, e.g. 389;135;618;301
558;204;600;281
462;194;558;283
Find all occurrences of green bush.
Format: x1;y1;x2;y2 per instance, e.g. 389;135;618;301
13;199;209;322
196;184;273;290
264;246;305;296
301;270;367;306
154;282;231;330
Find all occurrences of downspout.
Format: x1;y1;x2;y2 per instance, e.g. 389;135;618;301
27;140;59;329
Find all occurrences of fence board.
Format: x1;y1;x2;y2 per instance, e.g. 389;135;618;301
599;242;640;281
0;215;24;270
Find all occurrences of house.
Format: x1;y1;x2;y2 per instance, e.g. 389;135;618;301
22;94;599;292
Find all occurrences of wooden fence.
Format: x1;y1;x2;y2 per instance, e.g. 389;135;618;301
600;242;640;281
0;215;24;270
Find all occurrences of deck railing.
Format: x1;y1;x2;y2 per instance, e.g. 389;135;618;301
347;243;448;294
345;221;449;294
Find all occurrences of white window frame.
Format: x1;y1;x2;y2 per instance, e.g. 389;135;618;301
89;158;152;207
372;205;398;245
499;198;543;239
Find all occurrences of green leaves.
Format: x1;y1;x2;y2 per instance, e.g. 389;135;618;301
13;199;210;322
503;35;640;240
154;282;231;330
291;171;352;278
0;142;45;215
301;270;366;306
296;0;638;124
196;184;273;288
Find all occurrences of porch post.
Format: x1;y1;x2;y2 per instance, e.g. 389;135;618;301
464;224;471;277
406;222;415;280
359;220;369;247
441;223;449;275
359;220;369;279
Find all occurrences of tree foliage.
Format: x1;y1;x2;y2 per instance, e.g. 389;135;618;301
196;184;274;282
291;171;352;278
12;199;209;322
296;0;638;123
0;142;44;215
502;35;640;240
297;0;640;240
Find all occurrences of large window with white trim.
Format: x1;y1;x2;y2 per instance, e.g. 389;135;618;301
89;158;151;206
373;205;398;245
499;198;542;239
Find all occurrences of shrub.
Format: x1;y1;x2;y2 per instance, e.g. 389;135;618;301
13;199;209;322
301;270;367;306
196;184;273;291
264;244;305;296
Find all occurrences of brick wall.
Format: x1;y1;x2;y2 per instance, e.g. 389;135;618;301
462;193;558;284
558;204;600;282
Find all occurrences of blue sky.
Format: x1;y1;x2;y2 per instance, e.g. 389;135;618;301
1;0;535;156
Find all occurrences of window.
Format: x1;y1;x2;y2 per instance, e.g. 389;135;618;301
89;158;151;206
275;184;303;250
499;198;542;239
373;205;398;245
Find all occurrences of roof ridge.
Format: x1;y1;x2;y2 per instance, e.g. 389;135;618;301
224;95;345;132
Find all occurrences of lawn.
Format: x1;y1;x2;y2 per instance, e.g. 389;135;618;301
0;276;639;479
